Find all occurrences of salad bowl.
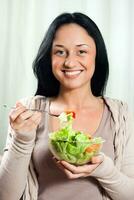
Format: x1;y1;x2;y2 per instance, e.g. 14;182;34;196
49;111;104;165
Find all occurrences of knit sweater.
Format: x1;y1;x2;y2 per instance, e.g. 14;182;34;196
0;96;134;200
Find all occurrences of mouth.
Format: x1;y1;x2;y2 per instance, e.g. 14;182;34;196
61;69;83;78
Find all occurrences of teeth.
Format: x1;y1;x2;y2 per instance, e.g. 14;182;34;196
64;70;81;76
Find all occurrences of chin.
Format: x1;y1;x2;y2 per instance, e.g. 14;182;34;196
58;77;90;91
61;82;86;91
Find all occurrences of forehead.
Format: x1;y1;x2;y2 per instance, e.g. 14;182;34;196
53;23;95;47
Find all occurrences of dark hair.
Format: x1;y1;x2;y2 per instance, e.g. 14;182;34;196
33;12;109;97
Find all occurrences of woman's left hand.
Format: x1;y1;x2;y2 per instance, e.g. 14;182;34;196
54;154;104;179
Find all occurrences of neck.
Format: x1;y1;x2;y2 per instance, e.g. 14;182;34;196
56;86;98;110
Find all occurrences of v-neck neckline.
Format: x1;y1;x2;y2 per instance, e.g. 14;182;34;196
45;97;108;136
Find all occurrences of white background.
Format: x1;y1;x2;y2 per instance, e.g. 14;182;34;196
0;0;134;153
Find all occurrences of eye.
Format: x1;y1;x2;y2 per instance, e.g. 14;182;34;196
55;50;66;56
78;50;87;55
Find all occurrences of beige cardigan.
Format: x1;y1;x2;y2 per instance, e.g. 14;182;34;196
0;96;134;200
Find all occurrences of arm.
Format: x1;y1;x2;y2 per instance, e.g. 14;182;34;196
91;108;134;200
0;99;41;200
91;154;134;200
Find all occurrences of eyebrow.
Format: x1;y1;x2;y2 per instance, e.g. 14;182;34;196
53;44;89;48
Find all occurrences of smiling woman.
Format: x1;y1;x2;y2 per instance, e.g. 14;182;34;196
0;12;134;200
33;12;109;97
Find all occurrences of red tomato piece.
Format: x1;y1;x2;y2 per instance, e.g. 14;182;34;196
66;111;76;118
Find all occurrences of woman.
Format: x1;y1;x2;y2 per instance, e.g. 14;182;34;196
0;12;134;200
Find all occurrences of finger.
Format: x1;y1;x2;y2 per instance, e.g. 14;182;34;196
62;167;85;179
15;102;23;107
55;160;85;179
91;154;104;164
60;160;99;174
60;161;90;174
27;111;42;125
9;106;27;122
11;111;41;132
21;111;41;128
16;110;34;123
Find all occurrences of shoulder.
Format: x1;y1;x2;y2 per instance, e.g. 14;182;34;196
103;96;131;130
103;96;127;108
103;96;134;132
103;96;128;116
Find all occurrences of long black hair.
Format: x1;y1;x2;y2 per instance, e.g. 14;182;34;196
33;12;109;97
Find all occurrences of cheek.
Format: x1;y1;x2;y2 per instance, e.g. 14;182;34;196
52;59;58;69
85;56;96;77
52;58;59;75
52;57;64;78
52;56;64;68
85;55;95;69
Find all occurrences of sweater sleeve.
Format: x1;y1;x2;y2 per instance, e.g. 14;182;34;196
91;105;134;200
0;130;35;200
0;96;37;200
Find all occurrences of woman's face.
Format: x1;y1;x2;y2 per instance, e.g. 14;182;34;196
51;23;96;91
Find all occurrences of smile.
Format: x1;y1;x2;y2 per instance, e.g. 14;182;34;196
62;70;83;78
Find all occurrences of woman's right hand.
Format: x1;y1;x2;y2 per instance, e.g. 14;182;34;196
9;102;42;142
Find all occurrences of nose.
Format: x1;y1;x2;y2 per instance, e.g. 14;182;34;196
64;54;79;68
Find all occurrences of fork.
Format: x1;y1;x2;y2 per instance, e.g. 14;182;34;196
3;105;60;117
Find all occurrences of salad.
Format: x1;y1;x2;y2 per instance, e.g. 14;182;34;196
49;111;104;165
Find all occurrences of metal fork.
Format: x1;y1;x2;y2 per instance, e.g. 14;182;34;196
3;105;59;117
